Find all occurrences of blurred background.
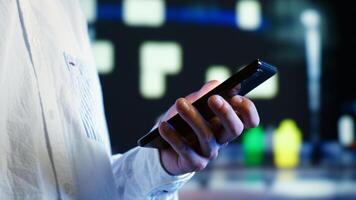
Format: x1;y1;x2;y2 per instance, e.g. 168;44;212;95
80;0;356;199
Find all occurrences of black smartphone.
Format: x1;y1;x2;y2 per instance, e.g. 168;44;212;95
138;59;278;149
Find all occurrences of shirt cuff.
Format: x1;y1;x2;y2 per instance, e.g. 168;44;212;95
142;147;194;196
111;146;194;198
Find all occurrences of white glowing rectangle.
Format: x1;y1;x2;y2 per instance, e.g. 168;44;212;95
205;66;231;83
139;42;182;99
247;74;278;99
236;0;262;31
123;0;165;27
93;40;115;75
140;70;165;99
141;42;182;73
79;0;97;23
272;179;336;199
301;10;322;111
338;115;355;147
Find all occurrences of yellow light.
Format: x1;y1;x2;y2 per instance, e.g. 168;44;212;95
273;119;302;168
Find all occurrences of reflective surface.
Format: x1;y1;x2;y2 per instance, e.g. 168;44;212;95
179;144;356;200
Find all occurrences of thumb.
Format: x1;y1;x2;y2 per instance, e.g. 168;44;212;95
185;80;220;103
161;80;221;121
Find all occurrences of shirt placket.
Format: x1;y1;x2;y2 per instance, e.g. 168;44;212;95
17;0;75;198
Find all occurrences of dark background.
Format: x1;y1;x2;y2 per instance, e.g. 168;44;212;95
90;0;356;153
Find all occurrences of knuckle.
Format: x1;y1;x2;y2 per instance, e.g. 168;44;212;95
244;97;254;106
220;102;230;114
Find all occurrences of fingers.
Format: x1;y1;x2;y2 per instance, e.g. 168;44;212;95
158;94;259;175
230;95;260;128
159;122;208;171
175;98;219;159
208;95;244;144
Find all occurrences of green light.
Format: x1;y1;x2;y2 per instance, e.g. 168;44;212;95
242;126;265;166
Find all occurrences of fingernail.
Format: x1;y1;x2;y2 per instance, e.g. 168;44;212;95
178;99;190;111
234;95;243;104
213;96;223;108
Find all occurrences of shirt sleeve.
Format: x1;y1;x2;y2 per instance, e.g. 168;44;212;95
111;147;194;200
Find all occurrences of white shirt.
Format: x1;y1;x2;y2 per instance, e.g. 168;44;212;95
0;0;193;199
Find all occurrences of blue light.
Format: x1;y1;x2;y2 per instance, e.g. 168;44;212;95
166;6;236;27
97;4;122;20
97;4;266;30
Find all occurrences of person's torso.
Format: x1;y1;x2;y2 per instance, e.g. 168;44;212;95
0;0;117;199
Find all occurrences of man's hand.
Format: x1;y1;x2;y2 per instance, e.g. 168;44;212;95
158;80;260;175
